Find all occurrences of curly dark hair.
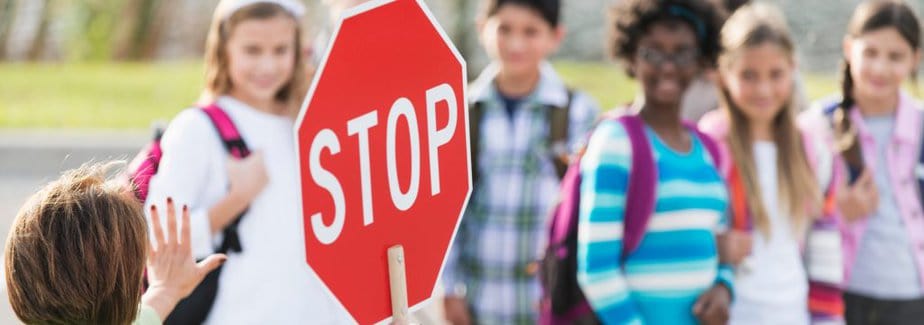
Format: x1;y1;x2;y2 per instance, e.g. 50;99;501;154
607;0;727;75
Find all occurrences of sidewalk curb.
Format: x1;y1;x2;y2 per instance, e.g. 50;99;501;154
0;130;148;177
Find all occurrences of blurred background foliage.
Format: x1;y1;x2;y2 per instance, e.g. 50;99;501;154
0;0;917;128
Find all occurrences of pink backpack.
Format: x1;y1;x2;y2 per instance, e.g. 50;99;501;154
126;104;250;201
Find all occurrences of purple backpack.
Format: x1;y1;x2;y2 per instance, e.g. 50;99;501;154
539;114;722;324
126;104;250;202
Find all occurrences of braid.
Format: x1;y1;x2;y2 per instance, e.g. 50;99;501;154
836;61;863;169
840;62;855;111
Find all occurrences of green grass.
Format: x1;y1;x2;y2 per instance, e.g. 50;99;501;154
0;61;839;129
554;60;639;109
0;62;203;129
802;73;841;103
556;60;842;110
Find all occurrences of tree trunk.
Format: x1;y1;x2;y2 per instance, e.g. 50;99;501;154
4;0;45;60
26;0;54;60
112;0;164;60
141;0;177;59
0;0;15;59
451;0;479;78
111;0;142;60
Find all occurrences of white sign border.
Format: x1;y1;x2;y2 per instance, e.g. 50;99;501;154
292;0;472;324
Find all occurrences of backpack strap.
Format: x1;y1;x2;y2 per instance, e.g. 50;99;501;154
688;123;723;171
724;129;840;233
547;89;574;179
469;101;484;186
687;125;749;231
913;107;924;212
470;88;575;185
801;130;839;217
200;104;250;254
547;156;585;258
618;118;727;259
694;112;753;231
617;115;657;262
917;114;924;212
726;161;753;231
821;99;842;116
201;105;250;159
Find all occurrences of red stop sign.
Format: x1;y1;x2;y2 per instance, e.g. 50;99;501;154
295;0;470;323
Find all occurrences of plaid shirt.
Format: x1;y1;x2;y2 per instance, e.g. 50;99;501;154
442;62;599;324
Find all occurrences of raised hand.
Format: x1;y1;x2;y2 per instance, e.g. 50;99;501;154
143;197;227;321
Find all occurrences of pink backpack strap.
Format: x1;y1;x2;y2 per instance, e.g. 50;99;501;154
614;116;723;261
199;103;250;254
201;104;250;159
686;121;723;171
696;110;732;177
695;112;753;231
802;130;819;176
800;130;839;216
800;130;845;321
617;115;657;262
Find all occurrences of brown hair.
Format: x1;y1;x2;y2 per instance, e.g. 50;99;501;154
836;0;921;168
5;162;148;325
202;2;308;114
718;3;821;237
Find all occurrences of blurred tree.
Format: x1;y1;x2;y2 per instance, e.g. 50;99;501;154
0;0;13;59
452;0;475;64
112;0;175;60
154;0;217;60
68;0;119;61
26;0;56;60
3;0;44;60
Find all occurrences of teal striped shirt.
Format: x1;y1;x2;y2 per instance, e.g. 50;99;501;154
577;119;733;324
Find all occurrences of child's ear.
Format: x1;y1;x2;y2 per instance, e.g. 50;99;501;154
842;36;853;61
622;58;637;78
913;49;922;73
476;18;487;44
716;69;728;89
552;25;566;47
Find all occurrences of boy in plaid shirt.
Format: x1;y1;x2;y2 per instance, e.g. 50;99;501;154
441;1;598;324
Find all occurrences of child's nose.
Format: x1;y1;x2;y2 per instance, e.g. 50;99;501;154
257;55;280;73
507;35;527;52
869;57;891;77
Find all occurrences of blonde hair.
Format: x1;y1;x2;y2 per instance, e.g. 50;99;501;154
202;2;308;114
5;162;148;325
718;3;821;238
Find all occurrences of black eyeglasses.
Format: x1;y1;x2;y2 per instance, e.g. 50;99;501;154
636;47;700;68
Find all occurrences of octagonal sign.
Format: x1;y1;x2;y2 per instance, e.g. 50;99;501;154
294;0;470;323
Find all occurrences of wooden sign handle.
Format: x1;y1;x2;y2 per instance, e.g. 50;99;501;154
388;245;409;325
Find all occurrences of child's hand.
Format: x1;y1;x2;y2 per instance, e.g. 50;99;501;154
692;284;730;325
143;197;227;321
227;150;269;203
443;296;472;325
837;169;878;223
716;230;752;265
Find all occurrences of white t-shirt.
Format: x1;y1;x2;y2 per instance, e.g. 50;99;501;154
729;141;809;325
145;96;351;324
